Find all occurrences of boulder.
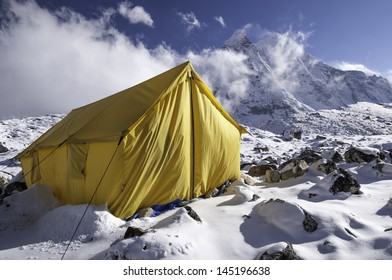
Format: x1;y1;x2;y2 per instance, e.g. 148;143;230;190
184;206;202;223
258;242;300;260
124;226;146;239
253;146;269;152
264;169;281;183
302;209;318;232
317;160;337;174
0;176;5;187
280;168;295;181
373;161;392;174
315;135;327;141
296;149;323;165
136;207;154;218
0;143;8;153
282;130;302;141
247;164;277;177
329;168;361;195
331;151;344;163
280;160;308;181
263;156;278;165
344;147;378;163
282;130;293;141
293;130;302;140
280;149;322;171
1;181;27;198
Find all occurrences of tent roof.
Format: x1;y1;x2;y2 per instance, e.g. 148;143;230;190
18;61;245;157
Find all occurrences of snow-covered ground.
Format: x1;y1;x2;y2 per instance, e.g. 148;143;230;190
1;109;392;261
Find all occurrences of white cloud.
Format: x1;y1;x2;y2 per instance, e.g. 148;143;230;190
214;16;226;27
177;12;203;33
0;0;250;119
118;1;153;27
0;0;174;119
333;61;381;77
386;70;392;84
187;49;252;113
257;28;311;93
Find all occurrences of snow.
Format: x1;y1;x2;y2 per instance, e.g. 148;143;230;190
1;114;392;263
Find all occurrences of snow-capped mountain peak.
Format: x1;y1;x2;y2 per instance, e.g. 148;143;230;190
220;29;392;134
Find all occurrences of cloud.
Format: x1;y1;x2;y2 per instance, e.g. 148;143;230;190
118;1;153;27
187;49;252;113
256;28;311;93
0;0;250;119
333;61;381;77
214;16;226;27
386;70;392;83
177;12;204;33
333;61;392;84
0;0;175;119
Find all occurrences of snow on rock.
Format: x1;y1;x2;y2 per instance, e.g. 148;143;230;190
4;184;60;219
36;204;125;243
258;241;300;260
106;207;202;260
219;179;260;205
255;198;317;235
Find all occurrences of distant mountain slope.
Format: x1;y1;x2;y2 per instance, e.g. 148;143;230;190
221;29;392;134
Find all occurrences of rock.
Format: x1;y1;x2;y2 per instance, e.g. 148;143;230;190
296;149;323;165
205;188;219;198
0;176;5;187
302;209;318;232
184;206;202;223
331;151;344;163
344;147;378;163
315;135;327;141
253;146;269;152
263;156;278;164
136;207;154;218
280;160;308;180
294;160;308;177
373;161;392;174
282;130;293;141
264;169;281;183
280;149;321;172
247;164;277;177
329;168;361;195
2;181;27;197
317;160;337;174
258;242;300;260
344;228;357;238
280;168;295;181
124;226;146;239
0;143;8;153
248;194;260;202
282;129;302;141
292;131;302;140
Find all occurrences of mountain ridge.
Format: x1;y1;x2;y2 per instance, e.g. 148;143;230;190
221;29;392;134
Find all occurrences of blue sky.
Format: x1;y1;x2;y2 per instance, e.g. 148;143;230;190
33;0;392;72
0;0;392;118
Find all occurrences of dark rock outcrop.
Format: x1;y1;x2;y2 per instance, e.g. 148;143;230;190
258;242;300;260
184;206;202;223
124;226;146;239
344;147;378;163
0;143;8;153
329;168;361;195
248;164;277;177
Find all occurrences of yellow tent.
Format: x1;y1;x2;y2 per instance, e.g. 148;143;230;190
18;61;246;219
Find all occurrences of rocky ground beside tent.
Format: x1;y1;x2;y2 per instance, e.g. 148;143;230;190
1;111;392;259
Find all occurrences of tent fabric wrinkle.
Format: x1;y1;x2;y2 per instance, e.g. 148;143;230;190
18;61;245;219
